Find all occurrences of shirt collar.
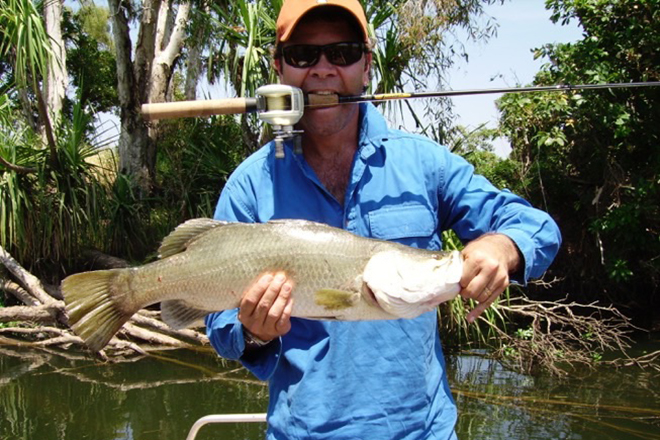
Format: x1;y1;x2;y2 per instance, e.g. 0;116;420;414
357;102;389;159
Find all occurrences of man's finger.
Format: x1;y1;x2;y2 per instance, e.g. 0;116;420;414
240;272;274;316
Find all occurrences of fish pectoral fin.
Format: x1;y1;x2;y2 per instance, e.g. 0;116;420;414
161;300;210;329
158;218;227;258
314;289;358;311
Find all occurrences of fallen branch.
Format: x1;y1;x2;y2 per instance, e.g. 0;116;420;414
0;245;57;307
123;322;195;347
133;311;208;345
1;279;40;306
0;304;62;324
0;245;209;356
607;349;660;372
81;249;130;270
487;296;637;375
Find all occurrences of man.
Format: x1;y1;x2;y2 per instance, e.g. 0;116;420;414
205;0;561;439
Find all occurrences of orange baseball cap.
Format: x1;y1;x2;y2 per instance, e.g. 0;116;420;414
276;0;369;43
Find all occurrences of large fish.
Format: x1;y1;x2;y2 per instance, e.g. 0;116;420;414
62;219;463;351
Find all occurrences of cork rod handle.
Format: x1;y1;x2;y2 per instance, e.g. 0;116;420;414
141;98;257;120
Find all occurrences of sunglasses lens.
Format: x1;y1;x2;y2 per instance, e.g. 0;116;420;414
326;43;364;66
282;43;364;68
283;46;320;68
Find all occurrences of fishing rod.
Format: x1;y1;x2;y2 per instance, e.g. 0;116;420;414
140;81;660;158
141;81;660;120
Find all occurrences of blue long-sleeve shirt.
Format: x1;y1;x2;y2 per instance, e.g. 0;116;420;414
205;103;561;440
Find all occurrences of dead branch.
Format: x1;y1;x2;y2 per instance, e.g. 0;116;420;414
487;296;638;375
133;311;208;345
0;156;37;174
1;279;40;306
607;350;660;372
0;304;62;324
0;244;59;307
122;322;195;347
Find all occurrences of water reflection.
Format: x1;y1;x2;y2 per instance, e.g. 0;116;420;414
0;345;658;440
448;352;660;440
0;347;268;440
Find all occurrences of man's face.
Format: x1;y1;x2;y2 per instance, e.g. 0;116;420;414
275;16;371;138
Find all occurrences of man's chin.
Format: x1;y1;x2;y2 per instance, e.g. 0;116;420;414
302;105;359;133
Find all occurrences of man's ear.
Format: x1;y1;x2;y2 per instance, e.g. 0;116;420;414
273;57;283;79
362;52;372;88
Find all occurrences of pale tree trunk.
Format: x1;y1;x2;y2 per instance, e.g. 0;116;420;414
184;43;202;100
184;3;210;100
108;0;190;197
148;0;191;103
43;0;68;131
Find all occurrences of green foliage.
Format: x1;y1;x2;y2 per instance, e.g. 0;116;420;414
210;0;280;100
437;230;511;350
63;4;118;115
0;0;52;92
1;94;105;274
498;0;660;315
156;115;245;222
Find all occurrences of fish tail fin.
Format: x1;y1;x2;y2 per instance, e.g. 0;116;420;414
62;269;135;352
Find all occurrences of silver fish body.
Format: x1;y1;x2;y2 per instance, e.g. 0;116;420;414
62;219;462;351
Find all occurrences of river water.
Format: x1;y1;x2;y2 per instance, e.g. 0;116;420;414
1;340;658;440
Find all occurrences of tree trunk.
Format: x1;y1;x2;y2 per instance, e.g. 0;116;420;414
43;0;68;130
184;2;211;100
109;0;190;197
184;44;202;100
108;0;152;196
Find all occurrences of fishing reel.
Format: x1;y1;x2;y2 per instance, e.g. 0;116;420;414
255;84;305;158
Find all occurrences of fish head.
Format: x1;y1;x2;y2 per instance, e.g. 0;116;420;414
362;249;463;319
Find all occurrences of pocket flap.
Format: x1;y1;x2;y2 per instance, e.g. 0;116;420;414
368;204;436;240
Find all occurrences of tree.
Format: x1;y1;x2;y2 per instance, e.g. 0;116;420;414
108;0;191;196
64;2;118;116
43;0;67;130
498;0;660;322
0;0;59;166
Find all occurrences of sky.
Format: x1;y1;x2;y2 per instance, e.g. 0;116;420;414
443;1;584;155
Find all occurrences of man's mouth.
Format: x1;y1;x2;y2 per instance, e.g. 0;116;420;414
305;90;344;109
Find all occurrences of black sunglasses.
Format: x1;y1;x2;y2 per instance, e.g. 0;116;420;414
281;42;367;68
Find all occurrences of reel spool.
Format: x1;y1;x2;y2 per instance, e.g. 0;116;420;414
256;85;305;158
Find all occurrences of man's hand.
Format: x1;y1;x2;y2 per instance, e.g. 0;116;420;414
238;272;294;342
459;233;521;323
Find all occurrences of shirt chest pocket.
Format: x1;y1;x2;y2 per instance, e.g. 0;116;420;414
368;204;437;240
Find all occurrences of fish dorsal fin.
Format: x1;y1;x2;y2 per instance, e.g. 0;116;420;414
158;218;227;258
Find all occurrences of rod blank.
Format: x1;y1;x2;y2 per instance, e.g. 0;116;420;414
334;81;660;105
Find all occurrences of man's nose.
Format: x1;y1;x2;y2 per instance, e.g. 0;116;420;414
310;53;337;77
